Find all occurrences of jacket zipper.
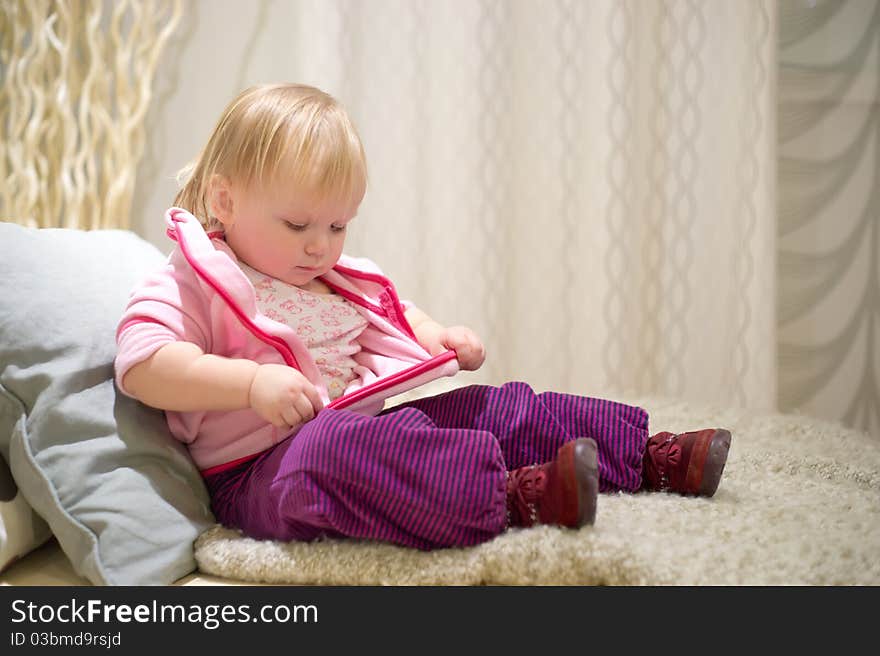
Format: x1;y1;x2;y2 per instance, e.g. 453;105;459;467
326;350;458;411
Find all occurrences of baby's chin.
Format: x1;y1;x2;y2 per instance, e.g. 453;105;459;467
282;267;330;287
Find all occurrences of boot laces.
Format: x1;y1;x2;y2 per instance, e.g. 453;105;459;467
647;434;680;491
507;463;547;526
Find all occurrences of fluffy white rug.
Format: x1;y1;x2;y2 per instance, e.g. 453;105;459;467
194;384;880;585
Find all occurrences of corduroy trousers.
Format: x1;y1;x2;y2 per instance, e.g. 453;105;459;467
205;381;649;550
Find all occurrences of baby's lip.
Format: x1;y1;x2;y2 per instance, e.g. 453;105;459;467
296;265;320;271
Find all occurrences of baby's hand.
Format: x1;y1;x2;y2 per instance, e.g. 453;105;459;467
248;364;324;429
439;325;486;371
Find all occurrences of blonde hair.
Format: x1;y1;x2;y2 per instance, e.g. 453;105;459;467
174;83;367;228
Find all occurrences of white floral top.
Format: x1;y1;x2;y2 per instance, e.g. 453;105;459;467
239;263;368;400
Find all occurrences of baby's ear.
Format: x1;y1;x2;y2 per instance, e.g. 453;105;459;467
208;174;235;226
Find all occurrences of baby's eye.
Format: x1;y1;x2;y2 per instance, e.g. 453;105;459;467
331;224;347;233
283;220;306;231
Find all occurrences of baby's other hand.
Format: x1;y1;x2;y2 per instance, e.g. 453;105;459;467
440;325;486;371
248;364;324;430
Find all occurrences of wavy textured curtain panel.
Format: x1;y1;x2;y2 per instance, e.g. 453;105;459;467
777;0;880;438
0;0;180;229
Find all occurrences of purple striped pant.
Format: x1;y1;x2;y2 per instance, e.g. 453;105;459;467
204;382;649;550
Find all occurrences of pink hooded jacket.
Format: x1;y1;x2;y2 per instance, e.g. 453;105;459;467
115;208;459;472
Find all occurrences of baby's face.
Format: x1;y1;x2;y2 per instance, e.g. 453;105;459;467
220;180;361;288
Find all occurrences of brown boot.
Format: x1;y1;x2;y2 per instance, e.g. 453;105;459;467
506;438;599;528
642;428;731;497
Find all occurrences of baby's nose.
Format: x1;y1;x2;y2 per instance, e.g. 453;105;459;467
305;235;327;256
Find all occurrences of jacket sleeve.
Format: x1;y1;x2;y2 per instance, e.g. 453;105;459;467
114;249;212;397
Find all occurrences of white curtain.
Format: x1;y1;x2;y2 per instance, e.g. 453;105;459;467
133;0;778;414
777;0;880;438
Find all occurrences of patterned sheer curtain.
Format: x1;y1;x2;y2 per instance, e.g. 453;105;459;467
134;1;778;414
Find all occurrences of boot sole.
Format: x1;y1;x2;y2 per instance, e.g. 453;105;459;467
693;429;731;497
569;438;599;527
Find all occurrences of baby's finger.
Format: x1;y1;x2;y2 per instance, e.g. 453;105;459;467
460;338;479;356
302;383;324;414
292;394;316;422
281;405;303;428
